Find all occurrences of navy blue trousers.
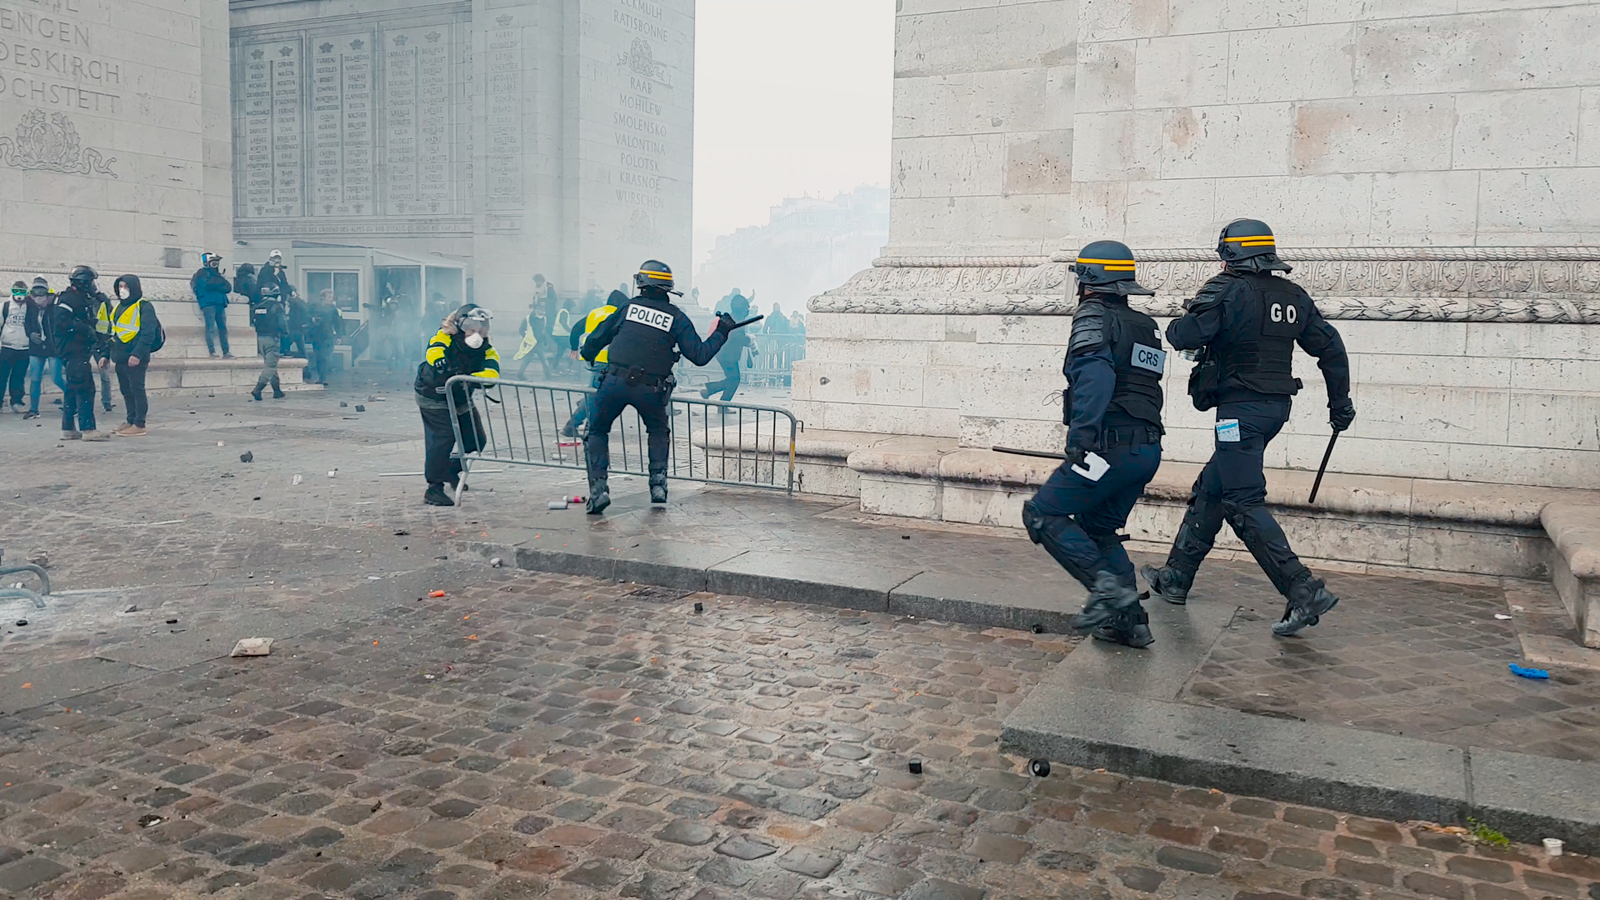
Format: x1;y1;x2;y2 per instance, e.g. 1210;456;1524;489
583;371;671;484
1166;398;1310;595
1023;442;1162;591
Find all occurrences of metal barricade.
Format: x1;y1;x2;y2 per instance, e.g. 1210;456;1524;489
444;375;798;500
745;334;806;388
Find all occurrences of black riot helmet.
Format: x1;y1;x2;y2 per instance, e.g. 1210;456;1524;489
69;265;97;290
1071;240;1153;297
633;260;681;296
1216;219;1280;263
1215;218;1292;272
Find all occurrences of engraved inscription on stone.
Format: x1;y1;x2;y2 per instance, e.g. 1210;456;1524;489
485;18;522;207
311;34;373;216
238;40;305;218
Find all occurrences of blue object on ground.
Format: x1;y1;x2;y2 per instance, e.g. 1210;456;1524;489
1510;663;1551;680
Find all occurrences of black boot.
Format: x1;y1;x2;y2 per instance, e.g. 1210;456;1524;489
424;484;454;507
649;474;668;504
1140;564;1192;606
250;385;264;402
1093;605;1155;648
1073;572;1140;632
587;478;611;515
271;377;284;399
1273;577;1340;637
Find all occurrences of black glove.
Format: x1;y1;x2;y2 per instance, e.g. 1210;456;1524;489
1064;443;1089;469
714;313;736;335
1330;400;1355;433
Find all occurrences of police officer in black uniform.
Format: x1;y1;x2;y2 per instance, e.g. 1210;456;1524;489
1141;219;1355;637
1021;241;1165;648
580;260;733;514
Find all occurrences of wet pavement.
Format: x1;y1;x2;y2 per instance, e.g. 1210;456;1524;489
0;372;1595;898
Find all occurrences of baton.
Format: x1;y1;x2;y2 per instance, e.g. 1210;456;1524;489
727;315;765;331
1308;432;1339;505
992;446;1067;460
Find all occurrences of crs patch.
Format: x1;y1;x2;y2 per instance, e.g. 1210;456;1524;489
625;304;674;333
1130;342;1166;375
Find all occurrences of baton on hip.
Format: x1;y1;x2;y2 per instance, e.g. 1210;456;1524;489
1308;432;1339;505
992;446;1067;460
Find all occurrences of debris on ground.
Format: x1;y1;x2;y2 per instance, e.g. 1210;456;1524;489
1510;663;1551;680
27;549;48;568
136;814;163;828
429;590;446;598
230;638;273;658
394;530;410;536
1494;613;1512;620
490;558;504;568
354;404;366;412
240;451;253;463
292;475;303;485
548;501;568;510
339;401;348;408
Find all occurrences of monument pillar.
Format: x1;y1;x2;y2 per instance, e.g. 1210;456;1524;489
794;0;1600;591
0;0;233;295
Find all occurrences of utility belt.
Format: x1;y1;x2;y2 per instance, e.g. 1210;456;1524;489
608;365;674;390
1101;425;1163;448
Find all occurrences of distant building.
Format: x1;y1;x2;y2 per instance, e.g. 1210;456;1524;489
228;0;693;321
696;186;889;314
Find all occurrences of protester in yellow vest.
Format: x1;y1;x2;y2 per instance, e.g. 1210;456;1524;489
105;275;161;436
559;291;623;437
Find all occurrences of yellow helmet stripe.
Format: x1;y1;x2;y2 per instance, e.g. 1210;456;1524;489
1237;240;1276;247
1224;235;1274;243
639;270;673;280
1075;257;1138;265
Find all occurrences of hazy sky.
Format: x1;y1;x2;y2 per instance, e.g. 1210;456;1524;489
692;0;894;269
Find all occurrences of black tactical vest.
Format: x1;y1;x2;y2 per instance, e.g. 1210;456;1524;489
605;296;680;376
1105;302;1165;431
1218;273;1309;396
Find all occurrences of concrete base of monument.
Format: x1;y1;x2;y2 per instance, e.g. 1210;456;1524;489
143;300;321;397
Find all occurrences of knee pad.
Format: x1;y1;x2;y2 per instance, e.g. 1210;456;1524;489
1021;499;1045;544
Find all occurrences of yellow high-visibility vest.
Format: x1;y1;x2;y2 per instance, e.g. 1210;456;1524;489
97;301;141;343
582;305;617;364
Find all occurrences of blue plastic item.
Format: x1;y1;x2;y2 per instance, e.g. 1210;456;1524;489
1509;663;1551;680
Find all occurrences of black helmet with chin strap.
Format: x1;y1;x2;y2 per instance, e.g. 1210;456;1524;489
1071;240;1153;297
1216;218;1291;272
634;260;680;296
69;265;97;290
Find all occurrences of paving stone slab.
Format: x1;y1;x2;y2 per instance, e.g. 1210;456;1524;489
0;658;154;715
1468;748;1600;854
706;551;919;612
1055;599;1242;701
1001;681;1472;828
888;571;1084;634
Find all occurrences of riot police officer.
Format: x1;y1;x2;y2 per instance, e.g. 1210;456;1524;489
579;260;733;514
1142;219;1355;637
1021;241;1165;648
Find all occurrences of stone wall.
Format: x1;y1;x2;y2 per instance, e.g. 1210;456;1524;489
1071;0;1600;249
891;0;1076;258
797;246;1600;490
0;0;232;277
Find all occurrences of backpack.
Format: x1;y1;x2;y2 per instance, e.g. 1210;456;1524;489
144;301;166;354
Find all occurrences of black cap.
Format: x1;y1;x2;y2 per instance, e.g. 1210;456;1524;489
1072;240;1153;296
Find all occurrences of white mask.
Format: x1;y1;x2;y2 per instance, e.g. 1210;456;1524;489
464;333;485;349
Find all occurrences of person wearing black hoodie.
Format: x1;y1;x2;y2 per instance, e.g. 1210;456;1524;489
106;275;158;435
53;265;107;440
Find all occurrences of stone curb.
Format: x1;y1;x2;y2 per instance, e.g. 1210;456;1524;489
451;539;1085;633
999;685;1600;855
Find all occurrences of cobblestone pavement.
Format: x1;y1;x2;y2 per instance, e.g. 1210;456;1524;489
3;571;1597;900
1;378;1597;898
